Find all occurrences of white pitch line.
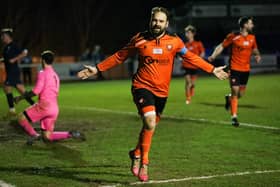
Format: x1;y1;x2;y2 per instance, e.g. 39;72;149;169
0;180;15;187
130;169;280;185
61;106;280;130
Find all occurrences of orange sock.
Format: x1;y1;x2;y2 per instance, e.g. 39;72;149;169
231;96;238;116
190;85;195;97
141;129;154;165
186;90;191;101
133;128;144;157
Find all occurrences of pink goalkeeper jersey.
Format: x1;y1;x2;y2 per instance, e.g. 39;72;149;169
32;66;60;104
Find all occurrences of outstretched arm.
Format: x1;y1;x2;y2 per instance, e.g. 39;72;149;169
77;65;99;80
208;43;224;62
181;50;228;80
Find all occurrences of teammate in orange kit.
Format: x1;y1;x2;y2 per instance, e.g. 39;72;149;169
182;25;205;104
78;7;228;182
208;16;261;127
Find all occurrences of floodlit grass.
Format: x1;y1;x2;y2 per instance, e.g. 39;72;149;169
0;74;279;186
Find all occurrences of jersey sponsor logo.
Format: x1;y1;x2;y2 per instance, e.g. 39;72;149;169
153;48;163;54
139;55;169;65
243;41;249;46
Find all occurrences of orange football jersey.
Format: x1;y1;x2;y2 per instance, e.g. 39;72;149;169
97;31;213;97
182;40;205;69
222;32;258;72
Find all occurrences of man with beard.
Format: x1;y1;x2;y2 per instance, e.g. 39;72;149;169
208;16;261;127
78;7;228;182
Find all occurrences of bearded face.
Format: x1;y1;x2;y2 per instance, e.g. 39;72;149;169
149;12;169;38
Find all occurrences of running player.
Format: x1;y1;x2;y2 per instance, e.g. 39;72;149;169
182;25;205;104
14;50;84;145
78;7;228;182
1;28;34;117
208;16;261;127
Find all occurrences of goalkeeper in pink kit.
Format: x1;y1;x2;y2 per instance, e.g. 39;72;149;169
15;50;84;145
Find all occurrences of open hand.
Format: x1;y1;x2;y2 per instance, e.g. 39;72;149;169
77;65;98;80
213;65;229;80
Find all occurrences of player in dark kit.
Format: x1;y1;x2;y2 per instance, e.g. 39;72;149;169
1;28;34;117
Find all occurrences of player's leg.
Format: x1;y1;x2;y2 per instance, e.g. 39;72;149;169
138;95;167;181
129;126;143;176
41;120;71;142
18;111;40;137
3;83;16;115
20;103;48;145
16;83;35;105
185;73;192;104
228;70;241;126
190;73;198;97
238;72;249;99
138;106;156;182
130;88;157;181
41;115;85;142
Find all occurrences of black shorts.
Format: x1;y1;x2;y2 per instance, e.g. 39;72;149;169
230;70;250;86
131;87;167;116
183;68;198;75
4;73;22;87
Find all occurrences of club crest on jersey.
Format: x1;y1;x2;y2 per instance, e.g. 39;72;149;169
166;44;173;51
153;48;163;54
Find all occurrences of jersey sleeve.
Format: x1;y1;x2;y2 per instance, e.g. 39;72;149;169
32;71;45;95
252;36;258;50
198;41;205;54
97;34;138;72
222;33;235;48
177;38;214;73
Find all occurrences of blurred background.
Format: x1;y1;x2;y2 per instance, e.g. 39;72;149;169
0;0;279;82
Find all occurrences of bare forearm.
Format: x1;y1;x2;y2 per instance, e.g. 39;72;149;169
210;44;224;59
10;50;28;63
253;48;261;56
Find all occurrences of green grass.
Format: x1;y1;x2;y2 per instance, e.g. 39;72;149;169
0;74;279;186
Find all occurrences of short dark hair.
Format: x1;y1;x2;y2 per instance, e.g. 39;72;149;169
1;28;13;38
41;50;54;64
238;16;253;28
151;7;170;21
184;25;196;33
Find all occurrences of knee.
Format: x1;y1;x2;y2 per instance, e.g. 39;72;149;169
17;113;26;122
143;115;156;130
42;131;52;141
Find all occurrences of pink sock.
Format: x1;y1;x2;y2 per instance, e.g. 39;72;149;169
49;132;71;141
19;119;38;136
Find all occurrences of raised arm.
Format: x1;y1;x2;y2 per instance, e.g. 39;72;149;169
208;43;224;62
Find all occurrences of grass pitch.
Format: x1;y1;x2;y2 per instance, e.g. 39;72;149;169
0;74;279;186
